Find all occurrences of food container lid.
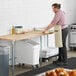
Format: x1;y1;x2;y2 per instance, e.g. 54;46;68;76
15;26;23;28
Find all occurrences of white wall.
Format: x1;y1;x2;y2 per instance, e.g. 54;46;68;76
0;0;65;35
64;0;76;24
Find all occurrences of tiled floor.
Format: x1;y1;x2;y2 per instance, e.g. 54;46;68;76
9;51;76;76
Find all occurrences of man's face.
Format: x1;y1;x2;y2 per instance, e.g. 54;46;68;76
52;6;58;13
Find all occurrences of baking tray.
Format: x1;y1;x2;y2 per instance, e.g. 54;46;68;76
35;68;71;76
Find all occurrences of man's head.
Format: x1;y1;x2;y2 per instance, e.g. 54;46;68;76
52;3;61;13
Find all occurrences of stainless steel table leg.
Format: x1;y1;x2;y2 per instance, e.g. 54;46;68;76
11;41;15;76
47;35;48;47
40;36;42;50
40;36;42;63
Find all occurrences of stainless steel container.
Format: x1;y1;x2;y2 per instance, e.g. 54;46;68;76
15;26;23;34
0;45;9;76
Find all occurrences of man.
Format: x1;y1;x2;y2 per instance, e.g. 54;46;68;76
43;3;68;65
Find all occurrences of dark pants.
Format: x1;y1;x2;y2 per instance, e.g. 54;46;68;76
58;28;68;63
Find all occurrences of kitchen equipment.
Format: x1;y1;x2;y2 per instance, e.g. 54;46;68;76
33;27;45;31
15;26;23;34
35;68;73;76
11;26;15;35
68;24;76;50
41;47;59;59
0;45;9;76
15;40;40;68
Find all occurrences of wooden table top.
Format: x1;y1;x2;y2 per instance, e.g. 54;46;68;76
0;30;54;41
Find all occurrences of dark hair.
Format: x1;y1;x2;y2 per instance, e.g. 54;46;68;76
52;3;61;9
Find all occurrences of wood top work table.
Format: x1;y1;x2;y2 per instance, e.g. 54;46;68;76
0;30;53;76
0;30;53;41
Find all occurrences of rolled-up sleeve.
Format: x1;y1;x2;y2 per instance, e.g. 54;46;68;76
51;12;61;25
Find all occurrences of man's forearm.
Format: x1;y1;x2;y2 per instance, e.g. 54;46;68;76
45;24;54;31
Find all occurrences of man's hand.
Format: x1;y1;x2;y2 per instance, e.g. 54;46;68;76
42;30;48;34
42;30;46;33
43;30;54;34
